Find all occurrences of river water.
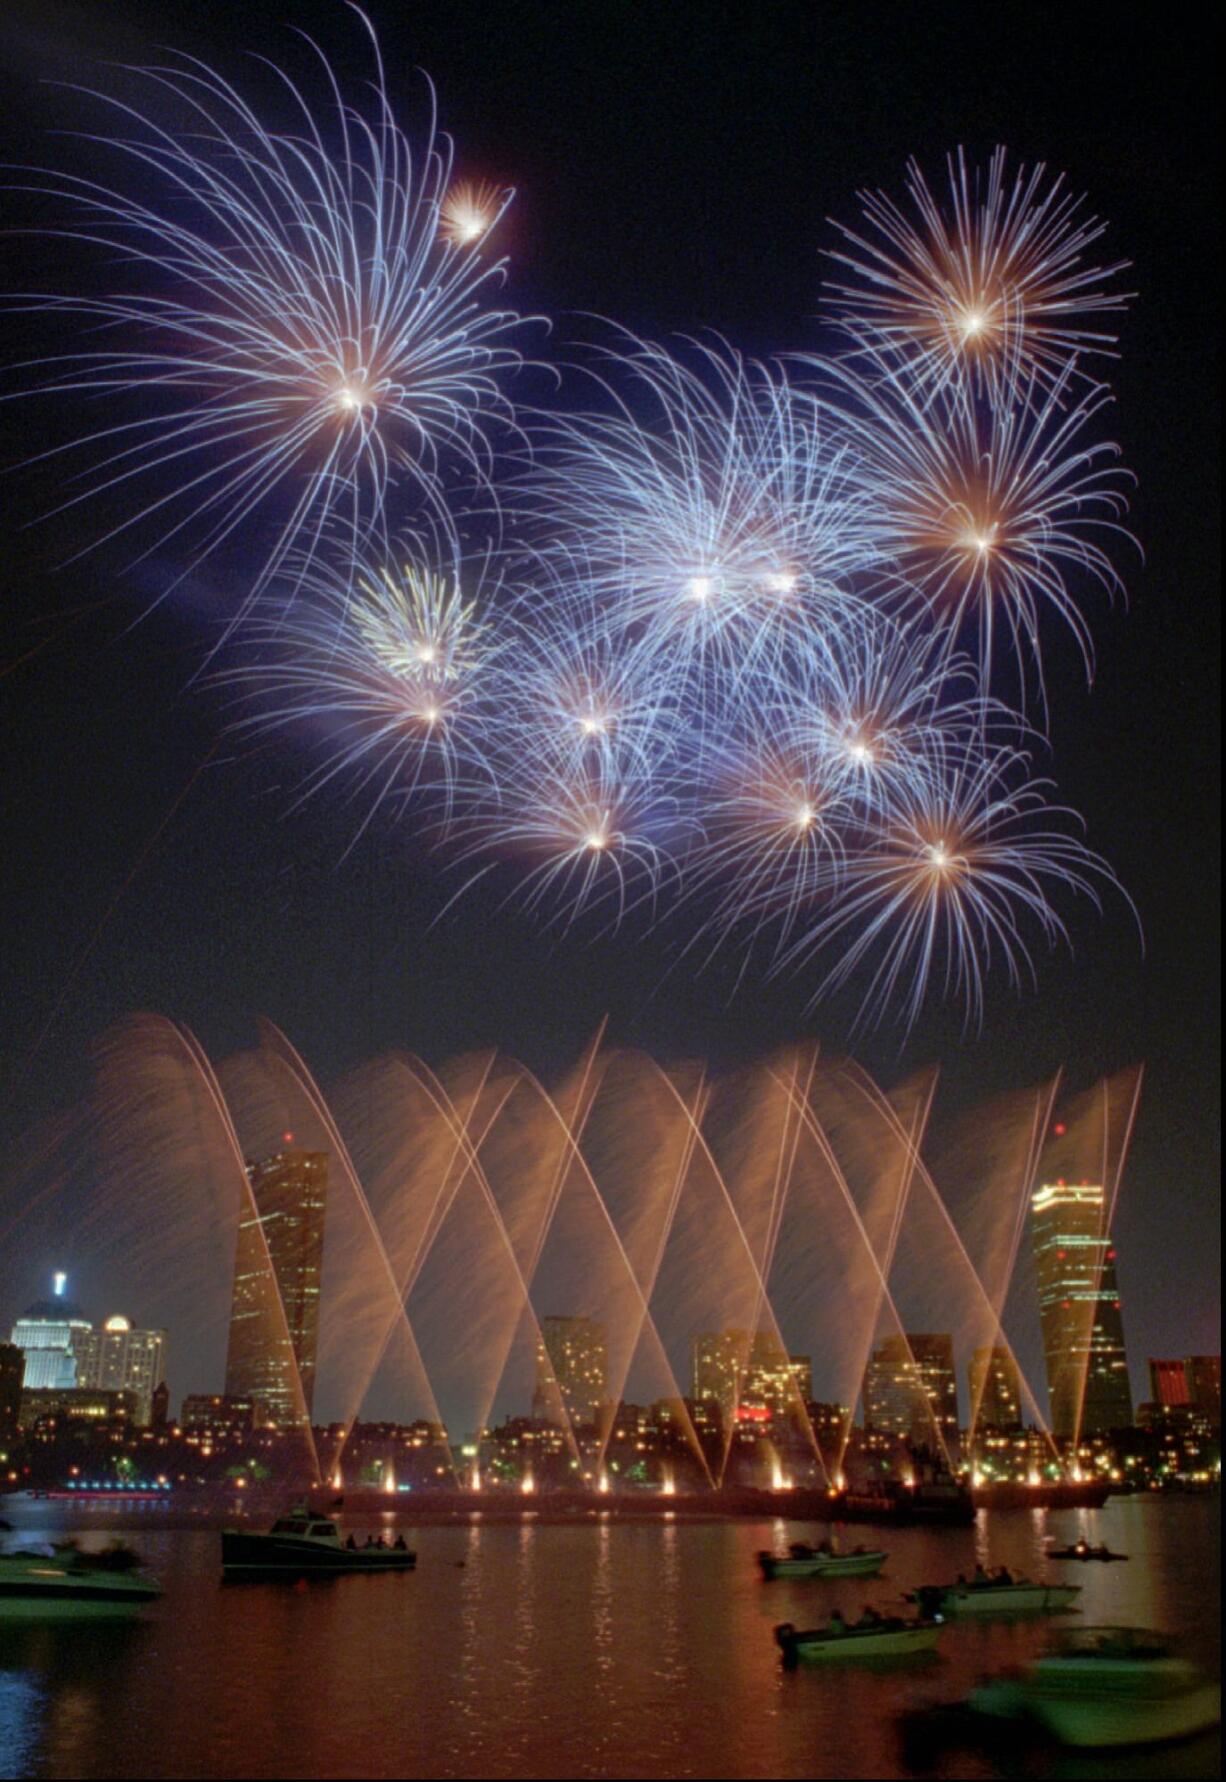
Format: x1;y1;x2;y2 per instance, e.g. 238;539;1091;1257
0;1495;1218;1779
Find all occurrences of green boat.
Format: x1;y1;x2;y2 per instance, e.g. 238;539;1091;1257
968;1626;1221;1748
912;1576;1080;1616
775;1615;940;1664
0;1547;161;1622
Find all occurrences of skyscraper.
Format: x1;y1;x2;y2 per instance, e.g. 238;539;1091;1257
9;1274;91;1390
863;1334;957;1446
74;1316;167;1426
534;1316;608;1428
224;1147;328;1425
1030;1181;1132;1439
0;1342;23;1445
969;1345;1022;1429
1185;1356;1221;1423
692;1329;745;1419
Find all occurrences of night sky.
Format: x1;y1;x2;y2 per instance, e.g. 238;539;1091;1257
0;0;1219;1404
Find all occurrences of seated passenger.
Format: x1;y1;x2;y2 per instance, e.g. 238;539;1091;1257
826;1609;848;1636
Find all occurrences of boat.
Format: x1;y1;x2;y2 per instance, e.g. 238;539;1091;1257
0;1545;161;1622
973;1479;1110;1511
831;1478;974;1527
221;1504;416;1576
758;1542;887;1580
912;1575;1080;1616
775;1615;940;1665
1048;1541;1129;1562
967;1625;1221;1748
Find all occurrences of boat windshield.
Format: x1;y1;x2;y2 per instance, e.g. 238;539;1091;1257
270;1520;310;1536
308;1524;338;1539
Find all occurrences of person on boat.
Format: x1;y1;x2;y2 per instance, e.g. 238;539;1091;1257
995;1565;1013;1585
972;1563;990;1585
817;1539;832;1555
826;1609;848;1636
1074;1536;1089;1555
955;1572;968;1585
393;1535;407;1552
345;1534;357;1551
789;1542;810;1559
856;1605;882;1628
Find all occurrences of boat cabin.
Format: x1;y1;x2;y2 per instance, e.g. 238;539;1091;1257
268;1516;340;1543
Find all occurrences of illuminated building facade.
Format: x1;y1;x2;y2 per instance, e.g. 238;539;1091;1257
17;1388;137;1432
692;1330;744;1418
969;1345;1023;1429
223;1148;328;1425
1030;1182;1132;1438
534;1315;608;1428
1149;1358;1191;1407
9;1274;91;1391
74;1316;166;1426
691;1329;810;1422
180;1393;269;1436
863;1333;957;1446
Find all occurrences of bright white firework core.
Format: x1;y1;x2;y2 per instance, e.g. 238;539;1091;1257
336;381;371;416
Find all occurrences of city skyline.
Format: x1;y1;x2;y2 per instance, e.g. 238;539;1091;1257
0;1048;1170;1447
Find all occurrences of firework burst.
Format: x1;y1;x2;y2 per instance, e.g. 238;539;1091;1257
774;751;1130;1033
225;539;501;831
527;332;881;689
817;349;1134;693
826;146;1132;398
4;12;526;604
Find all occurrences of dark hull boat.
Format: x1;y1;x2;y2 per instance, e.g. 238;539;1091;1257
1048;1544;1128;1562
222;1506;416;1577
832;1481;974;1527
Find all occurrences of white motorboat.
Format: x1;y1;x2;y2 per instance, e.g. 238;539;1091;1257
775;1615;941;1664
758;1542;887;1580
0;1547;161;1622
913;1576;1080;1616
968;1625;1221;1748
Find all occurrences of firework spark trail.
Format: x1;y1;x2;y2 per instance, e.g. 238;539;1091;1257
3;9;528;605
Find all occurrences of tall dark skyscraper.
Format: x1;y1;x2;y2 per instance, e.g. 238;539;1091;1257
0;1341;23;1445
1030;1181;1132;1439
224;1147;328;1426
